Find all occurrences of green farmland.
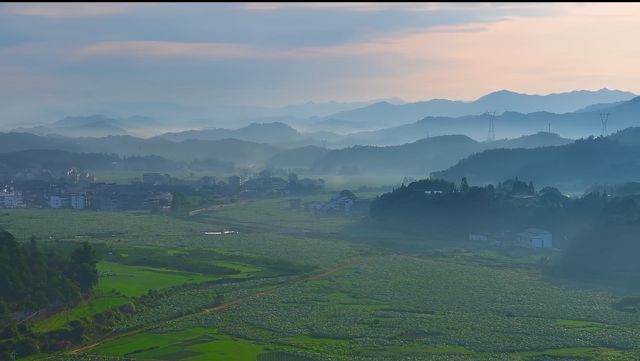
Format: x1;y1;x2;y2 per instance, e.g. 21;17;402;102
9;197;640;361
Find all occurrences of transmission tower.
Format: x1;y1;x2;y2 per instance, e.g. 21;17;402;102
485;111;496;141
600;112;610;136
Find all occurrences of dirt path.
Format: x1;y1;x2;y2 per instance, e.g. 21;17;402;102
309;266;345;280
68;259;358;357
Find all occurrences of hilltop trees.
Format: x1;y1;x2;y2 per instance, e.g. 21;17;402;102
370;177;606;241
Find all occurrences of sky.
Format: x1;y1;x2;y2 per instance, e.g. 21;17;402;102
1;2;640;124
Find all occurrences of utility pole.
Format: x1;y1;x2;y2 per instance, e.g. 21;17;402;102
600;113;610;136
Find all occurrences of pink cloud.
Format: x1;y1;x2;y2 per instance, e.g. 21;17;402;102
77;41;260;59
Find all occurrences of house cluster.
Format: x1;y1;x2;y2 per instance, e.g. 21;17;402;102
0;167;326;211
239;171;325;197
295;190;371;216
139;171;324;198
469;228;553;249
0;180;174;212
47;184;174;211
10;166;96;184
0;188;26;209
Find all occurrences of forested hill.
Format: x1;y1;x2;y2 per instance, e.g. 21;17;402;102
0;231;99;359
432;135;640;189
0;133;280;166
310;132;572;176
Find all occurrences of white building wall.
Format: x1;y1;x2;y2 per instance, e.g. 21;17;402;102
71;195;86;209
0;193;24;209
50;196;63;208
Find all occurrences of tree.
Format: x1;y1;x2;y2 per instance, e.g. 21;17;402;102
170;192;190;214
67;242;98;293
460;177;469;193
540;187;565;207
339;189;357;200
288;173;299;184
259;170;271;178
528;181;535;195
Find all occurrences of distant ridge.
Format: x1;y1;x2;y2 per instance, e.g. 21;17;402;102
315;88;637;131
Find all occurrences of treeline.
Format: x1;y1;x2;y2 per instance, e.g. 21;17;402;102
0;231;98;359
0;149;236;175
370;177;606;243
549;195;640;284
371;177;640;285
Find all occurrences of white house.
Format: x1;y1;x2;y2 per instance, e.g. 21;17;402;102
516;228;553;249
0;191;25;209
323;195;354;214
49;196;63;209
71;194;87;209
469;233;489;241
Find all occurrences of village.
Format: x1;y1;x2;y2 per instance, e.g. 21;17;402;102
0;167;326;212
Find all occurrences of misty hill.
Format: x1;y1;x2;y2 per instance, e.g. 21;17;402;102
15;121;128;138
335;96;640;145
267;146;329;169
271;98;405;118
0;130;572;174
312;135;478;175
14;115;162;138
608;127;640;146
156;122;341;148
0;132;280;167
71;136;280;166
575;100;627;113
0;132;80;153
158;122;299;143
319;88;636;131
488;131;573;149
0;149;183;173
310;132;572;176
432;133;640;190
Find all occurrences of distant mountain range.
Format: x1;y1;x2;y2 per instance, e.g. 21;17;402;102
432;127;640;191
334;95;640;145
315;88;636;131
150;95;640;149
9;89;636;141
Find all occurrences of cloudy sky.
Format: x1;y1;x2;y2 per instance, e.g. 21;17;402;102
1;2;640;124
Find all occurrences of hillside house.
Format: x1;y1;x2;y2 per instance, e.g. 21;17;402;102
516;228;553;249
469;233;489;241
323;194;354;214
